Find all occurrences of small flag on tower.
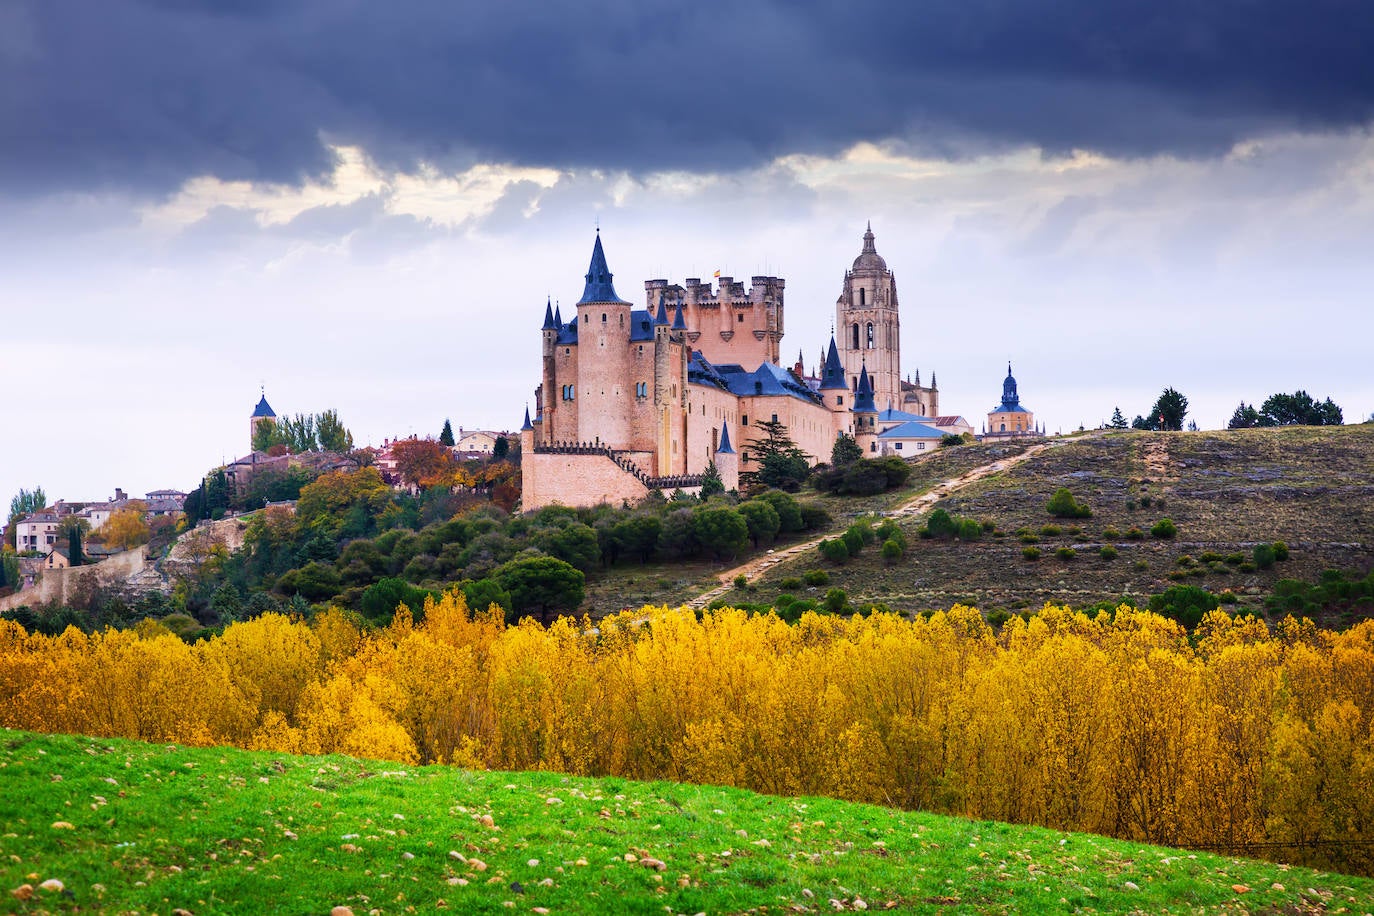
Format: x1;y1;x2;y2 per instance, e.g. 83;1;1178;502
713;269;721;278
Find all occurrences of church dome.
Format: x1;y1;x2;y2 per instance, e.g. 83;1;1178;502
850;223;888;272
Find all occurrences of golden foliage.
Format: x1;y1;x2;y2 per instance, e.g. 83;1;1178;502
1;599;1372;873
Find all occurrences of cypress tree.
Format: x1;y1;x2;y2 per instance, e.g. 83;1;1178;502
439;419;455;447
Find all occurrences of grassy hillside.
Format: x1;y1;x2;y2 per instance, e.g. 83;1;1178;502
3;730;1370;915
754;426;1374;625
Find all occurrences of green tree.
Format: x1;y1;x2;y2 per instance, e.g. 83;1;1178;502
461;578;511;614
316;409;355;453
1150;388;1189;431
492;556;585;622
1228;402;1261;429
1258;391;1344;426
360;577;433;624
830;433;862;467
1109;407;1129;429
740;419;811;492
439;419;456;447
698;461;725;498
252;418;285;452
923;508;959;540
692;507;749;560
613;514;661;563
1046;487;1092;519
492;436;511;461
535;522;600;572
68;525;83;567
6;486;46;549
209;583;244;622
738;500;781;549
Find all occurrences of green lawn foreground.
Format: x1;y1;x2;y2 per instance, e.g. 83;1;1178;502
2;730;1371;915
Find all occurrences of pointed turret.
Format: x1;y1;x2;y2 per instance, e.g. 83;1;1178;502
672;300;687;330
931;372;937;389
521;406;533;431
553;303;563;328
717;424;734;454
655;293;670;326
542;297;556;330
577;231;628;304
854;363;877;414
819;337;847;390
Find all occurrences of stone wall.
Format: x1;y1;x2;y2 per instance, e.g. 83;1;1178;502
522;452;651;511
0;545;149;612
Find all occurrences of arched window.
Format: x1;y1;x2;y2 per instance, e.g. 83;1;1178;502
1000;423;1006;432
866;323;874;348
858;287;865;306
851;323;860;350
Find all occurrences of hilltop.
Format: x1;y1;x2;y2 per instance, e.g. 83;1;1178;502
738;425;1374;626
3;729;1370;915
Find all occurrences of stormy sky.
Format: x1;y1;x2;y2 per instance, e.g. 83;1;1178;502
4;1;1373;506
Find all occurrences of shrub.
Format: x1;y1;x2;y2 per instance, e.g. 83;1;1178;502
798;503;832;531
1056;547;1077;561
1199;552;1225;564
1126;499;1137;511
1103;527;1122;540
779;577;803;591
1148;584;1219;629
823;588;848;613
818;538;850;564
1140;495;1153;508
1176;555;1195;568
1040;524;1062;537
1253;543;1277;570
803;569;830;587
1046;487;1092;519
924;509;959;540
881;538;904;563
1224;553;1246;565
1022;546;1042;561
1133;559;1149;571
980;519;996;532
1019;533;1040;545
1218;591;1239;605
956;518;983;541
1272;541;1290;561
1239;561;1257;573
1150;518;1178;539
841;526;865;555
1100;545;1118;560
733;574;748;589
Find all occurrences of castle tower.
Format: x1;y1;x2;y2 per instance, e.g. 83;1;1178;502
575;232;634;447
539;297;558;445
837;223;901;412
985;362;1037;439
250;388;276;451
853;362;879;454
714;423;740;492
819;335;851;436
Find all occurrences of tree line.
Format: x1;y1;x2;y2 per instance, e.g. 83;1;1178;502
0;600;1369;876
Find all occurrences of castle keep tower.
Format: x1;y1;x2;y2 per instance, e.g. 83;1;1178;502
837;223;901;412
250;389;276;450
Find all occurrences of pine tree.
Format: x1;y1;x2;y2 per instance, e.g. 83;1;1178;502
699;461;725;498
69;526;83;567
1109;407;1128;429
439;419;455;447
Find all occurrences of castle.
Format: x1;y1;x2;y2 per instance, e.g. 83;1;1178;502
519;226;941;509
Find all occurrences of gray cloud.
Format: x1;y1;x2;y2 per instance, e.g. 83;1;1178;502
5;1;1373;196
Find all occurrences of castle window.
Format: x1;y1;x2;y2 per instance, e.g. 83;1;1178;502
1000;423;1006;432
741;415;747;425
851;323;859;350
738;313;744;323
866;323;873;348
771;414;778;423
859;287;865;306
635;382;648;398
837;396;843;406
564;348;570;355
601;313;607;322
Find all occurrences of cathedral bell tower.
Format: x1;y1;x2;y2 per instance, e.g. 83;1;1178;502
836;223;901;413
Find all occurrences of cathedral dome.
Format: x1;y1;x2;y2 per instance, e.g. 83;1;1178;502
851;223;887;272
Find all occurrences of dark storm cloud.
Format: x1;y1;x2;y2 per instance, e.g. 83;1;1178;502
4;0;1372;195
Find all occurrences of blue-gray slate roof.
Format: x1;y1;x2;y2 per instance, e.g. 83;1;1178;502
717;424;734;453
878;421;945;439
819;336;846;390
252;395;276;418
853;364;877;413
577;232;630;305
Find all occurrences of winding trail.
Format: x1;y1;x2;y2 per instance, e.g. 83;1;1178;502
687;438;1075;609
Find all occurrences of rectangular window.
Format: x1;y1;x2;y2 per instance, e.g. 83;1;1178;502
918;442;926;450
741;415;747;425
771;414;778;423
895;443;902;450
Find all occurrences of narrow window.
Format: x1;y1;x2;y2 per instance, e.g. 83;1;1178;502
851;323;859;350
738;313;744;323
895;443;903;450
837;396;843;405
771;414;778;423
866;322;874;348
858;287;865;306
741;415;748;425
602;313;607;322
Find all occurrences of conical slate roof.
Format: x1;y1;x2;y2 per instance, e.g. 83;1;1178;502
251;394;276;418
717;424;734;454
819;336;847;390
853;363;877;413
577;232;629;305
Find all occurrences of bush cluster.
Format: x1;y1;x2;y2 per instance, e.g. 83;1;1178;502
1045;488;1092;519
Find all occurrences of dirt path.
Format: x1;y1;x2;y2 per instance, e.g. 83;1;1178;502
687;437;1073;609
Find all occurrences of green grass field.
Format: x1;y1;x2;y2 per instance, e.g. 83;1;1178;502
3;730;1371;914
